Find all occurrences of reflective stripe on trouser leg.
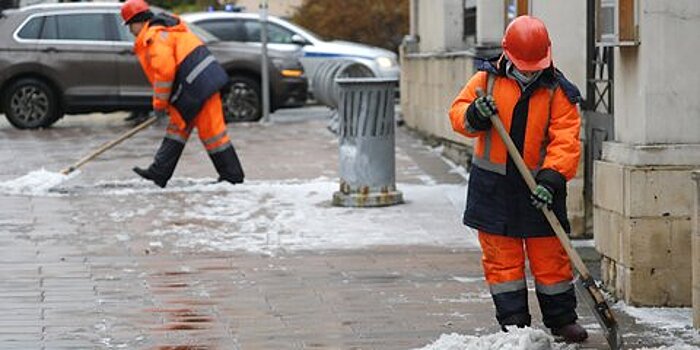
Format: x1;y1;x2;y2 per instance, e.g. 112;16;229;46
194;93;244;184
525;236;578;328
478;231;530;327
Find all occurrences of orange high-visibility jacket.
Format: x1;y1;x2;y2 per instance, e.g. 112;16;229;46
134;14;228;129
449;59;581;237
449;68;580;181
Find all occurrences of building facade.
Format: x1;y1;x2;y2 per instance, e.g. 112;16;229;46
400;0;700;326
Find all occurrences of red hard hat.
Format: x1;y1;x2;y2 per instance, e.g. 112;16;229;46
502;16;552;71
121;0;150;24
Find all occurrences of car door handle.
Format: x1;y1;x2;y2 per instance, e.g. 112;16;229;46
41;47;58;53
118;49;133;55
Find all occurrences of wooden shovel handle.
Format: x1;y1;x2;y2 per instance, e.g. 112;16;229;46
60;116;158;175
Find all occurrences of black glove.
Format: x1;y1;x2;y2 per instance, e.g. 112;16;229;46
465;95;497;131
154;109;168;119
530;169;567;210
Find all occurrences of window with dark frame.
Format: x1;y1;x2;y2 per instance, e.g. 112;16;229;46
463;0;476;39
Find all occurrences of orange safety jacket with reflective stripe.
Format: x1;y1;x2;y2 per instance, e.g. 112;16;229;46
449;57;581;237
134;13;228;129
449;68;580;181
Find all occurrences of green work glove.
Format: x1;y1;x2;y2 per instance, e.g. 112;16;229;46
474;95;498;121
530;184;554;210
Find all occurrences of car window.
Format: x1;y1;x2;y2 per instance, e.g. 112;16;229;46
56;13;109;41
187;22;217;44
243;20;296;44
16;16;44;40
41;15;57;40
198;19;247;42
113;14;135;42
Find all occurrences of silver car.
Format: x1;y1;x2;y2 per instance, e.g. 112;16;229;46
0;3;308;129
181;12;401;83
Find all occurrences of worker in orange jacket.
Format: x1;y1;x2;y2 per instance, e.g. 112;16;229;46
121;0;244;188
449;16;587;342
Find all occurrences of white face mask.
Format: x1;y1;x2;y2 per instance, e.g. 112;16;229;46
507;61;542;85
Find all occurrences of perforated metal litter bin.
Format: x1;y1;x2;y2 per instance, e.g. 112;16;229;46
332;78;403;207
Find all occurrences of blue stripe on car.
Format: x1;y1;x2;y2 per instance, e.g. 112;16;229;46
303;52;375;60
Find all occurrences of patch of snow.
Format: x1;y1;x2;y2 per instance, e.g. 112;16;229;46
616;303;700;348
571;239;595;248
440;155;469;181
130;179;479;253
452;276;485;284
434;291;491;304
0;169;78;196
414;328;576;350
635;346;699;350
618;304;692;330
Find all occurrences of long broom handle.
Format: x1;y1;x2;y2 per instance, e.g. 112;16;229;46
475;89;592;280
60;116;158;175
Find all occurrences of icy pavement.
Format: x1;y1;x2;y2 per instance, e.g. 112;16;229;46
0;110;698;349
414;328;576;350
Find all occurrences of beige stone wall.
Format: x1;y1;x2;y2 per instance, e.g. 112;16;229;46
593;0;700;307
400;51;476;147
594;161;696;306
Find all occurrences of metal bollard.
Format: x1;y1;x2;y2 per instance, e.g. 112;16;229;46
332;78;403;207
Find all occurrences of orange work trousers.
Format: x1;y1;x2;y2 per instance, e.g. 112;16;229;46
478;231;577;329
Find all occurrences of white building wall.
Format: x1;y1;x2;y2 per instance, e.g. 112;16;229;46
476;0;504;46
615;0;700;144
530;0;588;101
595;0;700;308
417;0;468;53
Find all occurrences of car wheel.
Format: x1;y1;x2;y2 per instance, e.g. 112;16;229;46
221;76;262;123
2;78;62;129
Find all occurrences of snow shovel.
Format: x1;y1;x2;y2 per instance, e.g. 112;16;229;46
476;89;622;349
60;116;158;175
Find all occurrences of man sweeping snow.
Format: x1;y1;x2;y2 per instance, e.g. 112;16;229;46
448;16;587;342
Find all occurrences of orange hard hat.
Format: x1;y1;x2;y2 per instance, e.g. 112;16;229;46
502;16;552;71
121;0;150;25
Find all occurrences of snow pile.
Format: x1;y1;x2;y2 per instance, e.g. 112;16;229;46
146;180;475;253
415;328;575;350
636;346;700;350
0;169;76;195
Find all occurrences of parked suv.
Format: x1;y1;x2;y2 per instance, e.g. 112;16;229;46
0;3;307;129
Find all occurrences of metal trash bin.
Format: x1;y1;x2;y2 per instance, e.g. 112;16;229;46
311;60;375;134
332;78;403;207
312;60;375;108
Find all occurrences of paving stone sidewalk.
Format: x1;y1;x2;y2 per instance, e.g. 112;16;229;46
0;109;694;349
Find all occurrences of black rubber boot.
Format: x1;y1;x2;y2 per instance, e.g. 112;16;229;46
499;313;532;332
551;322;588;343
134;138;185;188
209;144;244;185
133;166;167;188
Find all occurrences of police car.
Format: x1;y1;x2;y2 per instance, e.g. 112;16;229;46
181;11;400;85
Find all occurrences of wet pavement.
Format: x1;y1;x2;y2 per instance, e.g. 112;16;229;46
0;107;698;349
